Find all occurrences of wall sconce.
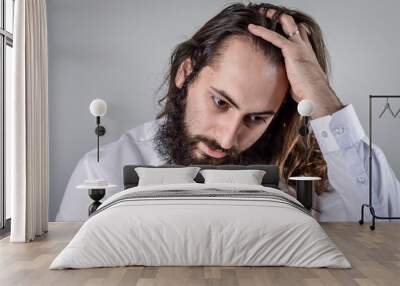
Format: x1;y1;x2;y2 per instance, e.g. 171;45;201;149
89;99;107;162
297;99;314;163
288;99;320;211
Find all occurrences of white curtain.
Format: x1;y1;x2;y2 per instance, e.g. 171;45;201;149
8;0;49;242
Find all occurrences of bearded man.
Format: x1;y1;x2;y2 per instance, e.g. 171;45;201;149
56;3;400;222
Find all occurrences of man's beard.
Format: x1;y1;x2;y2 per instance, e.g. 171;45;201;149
153;86;273;166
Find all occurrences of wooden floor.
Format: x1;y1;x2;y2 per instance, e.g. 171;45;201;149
1;222;399;286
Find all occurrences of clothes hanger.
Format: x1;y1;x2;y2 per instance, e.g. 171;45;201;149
378;97;396;118
394;105;400;118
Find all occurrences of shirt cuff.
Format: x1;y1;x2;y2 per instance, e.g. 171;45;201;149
309;104;366;153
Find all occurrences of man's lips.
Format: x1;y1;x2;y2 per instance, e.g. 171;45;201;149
200;142;226;158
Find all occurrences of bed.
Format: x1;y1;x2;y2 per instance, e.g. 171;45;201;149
49;164;350;269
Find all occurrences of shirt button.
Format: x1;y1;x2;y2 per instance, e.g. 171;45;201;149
333;126;345;136
321;131;328;138
357;176;366;184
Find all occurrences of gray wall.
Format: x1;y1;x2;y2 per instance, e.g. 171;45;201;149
47;0;400;221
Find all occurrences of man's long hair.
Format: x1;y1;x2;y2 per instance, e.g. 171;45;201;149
155;2;330;193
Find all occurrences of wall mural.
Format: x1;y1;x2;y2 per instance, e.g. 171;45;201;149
54;3;400;227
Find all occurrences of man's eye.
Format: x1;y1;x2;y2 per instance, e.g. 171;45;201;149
247;115;267;124
212;96;228;109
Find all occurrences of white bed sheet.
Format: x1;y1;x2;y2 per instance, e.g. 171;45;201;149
50;183;351;269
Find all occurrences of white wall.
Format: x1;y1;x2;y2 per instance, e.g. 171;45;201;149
47;0;400;220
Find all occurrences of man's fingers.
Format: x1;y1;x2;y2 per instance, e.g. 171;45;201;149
248;24;289;49
298;23;313;49
281;15;303;42
266;8;276;18
263;8;303;43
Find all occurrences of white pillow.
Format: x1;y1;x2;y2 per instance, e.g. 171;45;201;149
135;167;201;186
200;169;266;185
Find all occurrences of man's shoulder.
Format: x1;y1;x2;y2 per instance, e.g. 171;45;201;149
125;116;166;143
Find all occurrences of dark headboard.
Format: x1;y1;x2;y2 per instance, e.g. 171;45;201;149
123;164;280;190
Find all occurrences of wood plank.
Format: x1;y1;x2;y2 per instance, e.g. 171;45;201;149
0;222;399;286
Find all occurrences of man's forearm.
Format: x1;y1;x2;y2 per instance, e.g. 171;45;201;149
309;84;345;120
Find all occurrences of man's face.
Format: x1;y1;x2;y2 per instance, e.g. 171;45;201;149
179;36;289;164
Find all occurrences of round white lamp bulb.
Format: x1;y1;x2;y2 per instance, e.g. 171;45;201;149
297;99;314;117
90;99;107;117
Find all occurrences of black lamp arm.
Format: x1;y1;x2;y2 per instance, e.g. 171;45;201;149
298;116;310;165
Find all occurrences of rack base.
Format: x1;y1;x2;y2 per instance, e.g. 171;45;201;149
359;203;400;231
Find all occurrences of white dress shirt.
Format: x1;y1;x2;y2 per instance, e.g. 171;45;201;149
55;104;400;222
306;104;400;221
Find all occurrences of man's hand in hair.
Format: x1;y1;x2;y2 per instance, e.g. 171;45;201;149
248;8;344;119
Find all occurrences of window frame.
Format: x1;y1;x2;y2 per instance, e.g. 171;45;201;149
0;0;14;233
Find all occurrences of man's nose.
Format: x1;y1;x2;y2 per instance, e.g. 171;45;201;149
218;117;241;150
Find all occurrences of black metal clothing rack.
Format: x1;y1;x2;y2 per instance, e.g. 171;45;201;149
359;95;400;230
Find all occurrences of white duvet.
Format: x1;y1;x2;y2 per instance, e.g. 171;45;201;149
50;183;351;269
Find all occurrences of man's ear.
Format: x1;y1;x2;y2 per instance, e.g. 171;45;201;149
175;58;193;89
